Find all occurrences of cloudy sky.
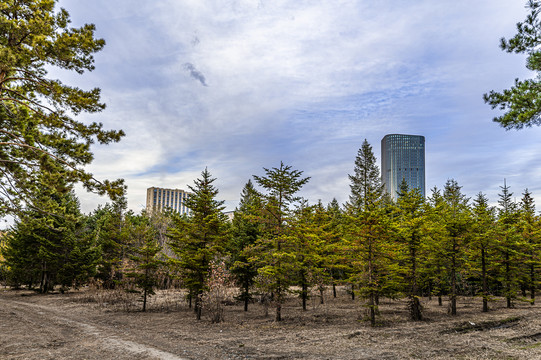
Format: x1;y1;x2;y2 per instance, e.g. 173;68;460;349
56;0;541;213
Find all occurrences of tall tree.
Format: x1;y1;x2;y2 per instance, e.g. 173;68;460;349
86;197;129;288
441;179;471;316
125;213;164;312
484;0;541;129
495;181;521;308
425;187;448;307
3;187;98;292
346;139;390;326
394;179;426;321
470;192;496;312
228;180;262;312
348;139;384;210
0;0;124;216
250;162;310;321
168;168;227;320
518;189;540;304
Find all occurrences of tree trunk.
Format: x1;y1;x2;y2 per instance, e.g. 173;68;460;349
369;292;376;327
332;283;337;298
482;247;488;313
351;284;355;300
195;292;202;320
301;273;307;311
143;288;147;312
505;251;512;308
450;242;457;316
275;303;282;321
319;287;324;305
244;278;250;312
410;244;422;320
531;263;536;305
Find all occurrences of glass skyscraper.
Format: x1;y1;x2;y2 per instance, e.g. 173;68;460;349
381;134;425;200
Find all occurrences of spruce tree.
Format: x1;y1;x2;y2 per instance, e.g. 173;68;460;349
470;192;496;312
441;179;471;316
394;179;426;320
250;162;310;321
518;189;540;304
125;213;164;312
228;180;262;311
3;188;98;292
496;180;521;308
168;168;227;320
346;139;390;326
348;139;384;211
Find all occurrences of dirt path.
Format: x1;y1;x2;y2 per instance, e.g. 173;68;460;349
2;289;541;359
0;295;187;360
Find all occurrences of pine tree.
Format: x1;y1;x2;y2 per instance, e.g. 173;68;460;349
518;189;540;304
0;0;125;216
86;197;129;288
441;179;471;315
250;162;310;321
228;180;262;311
425;187;449;307
348;139;384;211
484;0;541;129
326;199;347;298
470;192;496;312
3;188;98;292
168;168;227;320
394;179;426;320
346;139;390;326
125;213;164;312
495;180;521;308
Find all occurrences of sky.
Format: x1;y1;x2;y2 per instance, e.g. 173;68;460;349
52;0;541;214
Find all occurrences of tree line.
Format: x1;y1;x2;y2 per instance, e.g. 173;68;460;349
1;140;540;326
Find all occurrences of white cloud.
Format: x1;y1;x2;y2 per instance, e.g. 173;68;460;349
48;0;541;215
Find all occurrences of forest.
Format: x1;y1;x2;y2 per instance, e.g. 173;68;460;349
1;140;539;327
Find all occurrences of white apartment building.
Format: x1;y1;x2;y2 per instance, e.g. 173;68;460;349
146;187;190;215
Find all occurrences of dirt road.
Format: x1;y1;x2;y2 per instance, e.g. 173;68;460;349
0;294;187;359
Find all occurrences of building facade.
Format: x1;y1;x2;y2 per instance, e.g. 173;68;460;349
381;134;425;200
146;187;190;215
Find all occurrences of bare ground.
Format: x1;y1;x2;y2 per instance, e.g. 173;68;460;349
1;287;541;360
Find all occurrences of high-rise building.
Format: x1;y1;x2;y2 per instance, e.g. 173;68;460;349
381;134;425;200
146;187;190;215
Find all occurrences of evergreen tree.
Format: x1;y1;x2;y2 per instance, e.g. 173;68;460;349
470;192;497;312
394;179;426;320
86;197;129;288
0;0;125;216
348;139;384;210
289;201;339;311
495;181;521;308
425;187;448;306
3;188;98;292
250;162;310;321
484;0;541;129
518;189;540;304
326;198;348;298
125;213;164;312
168;168;227;320
346;139;391;326
441;179;471;315
228;180;262;311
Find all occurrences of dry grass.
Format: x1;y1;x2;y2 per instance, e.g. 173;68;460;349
2;286;541;359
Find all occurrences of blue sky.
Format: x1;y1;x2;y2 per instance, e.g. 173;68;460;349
55;0;541;213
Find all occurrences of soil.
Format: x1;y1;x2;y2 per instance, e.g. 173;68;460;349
1;287;541;359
